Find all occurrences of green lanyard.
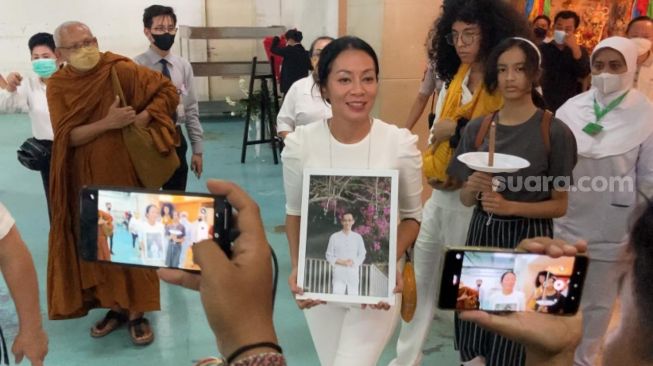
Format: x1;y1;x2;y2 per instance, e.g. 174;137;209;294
583;91;629;136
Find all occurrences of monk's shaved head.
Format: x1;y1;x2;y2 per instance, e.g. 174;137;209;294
53;21;93;48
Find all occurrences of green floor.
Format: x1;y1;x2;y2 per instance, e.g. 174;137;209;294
0;114;458;365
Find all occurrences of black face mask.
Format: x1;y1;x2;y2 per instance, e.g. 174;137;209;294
152;33;176;51
534;27;548;39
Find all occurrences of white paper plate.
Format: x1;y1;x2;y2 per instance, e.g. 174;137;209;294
457;152;530;173
535;299;556;306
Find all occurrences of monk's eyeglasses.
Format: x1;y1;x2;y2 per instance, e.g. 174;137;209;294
58;37;98;51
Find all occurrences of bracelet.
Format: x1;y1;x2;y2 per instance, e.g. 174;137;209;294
230;352;286;366
226;342;283;364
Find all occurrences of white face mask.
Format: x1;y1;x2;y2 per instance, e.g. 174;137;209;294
591;73;628;95
554;30;567;45
631;37;652;56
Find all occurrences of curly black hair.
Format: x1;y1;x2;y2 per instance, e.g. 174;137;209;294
430;0;532;84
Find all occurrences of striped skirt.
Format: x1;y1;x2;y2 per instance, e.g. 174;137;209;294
455;208;553;366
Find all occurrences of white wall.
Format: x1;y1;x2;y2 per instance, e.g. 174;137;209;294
0;0;205;77
255;0;339;44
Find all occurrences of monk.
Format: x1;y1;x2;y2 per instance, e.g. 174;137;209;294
47;21;179;346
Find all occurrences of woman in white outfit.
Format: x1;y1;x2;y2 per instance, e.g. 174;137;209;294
282;36;422;366
276;36;334;139
554;36;653;366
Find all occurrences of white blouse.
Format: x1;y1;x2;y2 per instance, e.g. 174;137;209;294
0;76;53;140
282;119;423;222
0;203;15;240
276;75;332;134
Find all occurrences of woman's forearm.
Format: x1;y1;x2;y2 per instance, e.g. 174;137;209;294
396;219;420;261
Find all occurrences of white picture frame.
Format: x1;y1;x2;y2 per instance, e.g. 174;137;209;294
296;168;398;305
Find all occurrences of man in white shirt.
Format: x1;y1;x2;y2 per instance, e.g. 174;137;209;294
0;33;61;219
134;5;204;191
627;16;653;100
325;213;367;296
486;272;526;312
0;202;48;365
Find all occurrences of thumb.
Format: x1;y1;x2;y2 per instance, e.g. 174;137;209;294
192;240;230;277
13;348;24;364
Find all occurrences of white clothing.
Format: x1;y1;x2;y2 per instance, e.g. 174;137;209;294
428;68;472;144
196;220;210;242
554;37;653;366
392;73;474;366
0;75;53;140
635;53;653;100
276;75;332;134
486;291;526;312
128;217;140;235
282;118;422;366
283;119;422;222
326;230;366;295
138;221;166;264
0;203;15;240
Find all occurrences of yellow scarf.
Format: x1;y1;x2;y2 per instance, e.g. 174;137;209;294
423;64;503;183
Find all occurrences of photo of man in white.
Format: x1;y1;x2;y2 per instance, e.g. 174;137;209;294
325;213;367;295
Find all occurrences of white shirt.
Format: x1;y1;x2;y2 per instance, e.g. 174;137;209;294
326;230;366;267
0;202;15;240
0;75;53;140
428;69;473;144
282;119;423;222
487;290;526;311
276;75;332;134
635;54;653;100
134;48;204;154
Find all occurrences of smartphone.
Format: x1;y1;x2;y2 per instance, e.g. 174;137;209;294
438;247;588;314
79;186;233;271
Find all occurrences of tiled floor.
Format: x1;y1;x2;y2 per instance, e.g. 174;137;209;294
0;114;459;365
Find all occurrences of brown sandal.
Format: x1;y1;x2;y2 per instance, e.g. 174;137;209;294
90;310;128;338
128;317;154;346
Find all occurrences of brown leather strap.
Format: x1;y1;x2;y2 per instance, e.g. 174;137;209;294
474;112;497;150
541;109;553;155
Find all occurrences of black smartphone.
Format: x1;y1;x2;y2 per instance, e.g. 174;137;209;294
79;186;233;271
438;247;588;314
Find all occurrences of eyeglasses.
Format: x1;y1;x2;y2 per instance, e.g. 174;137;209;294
58;37;97;51
445;31;479;46
150;26;178;35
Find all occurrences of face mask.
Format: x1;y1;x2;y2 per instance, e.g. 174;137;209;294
592;73;627;95
68;46;100;72
631;37;652;56
32;58;58;78
152;33;176;51
554;30;567;45
534;27;547;39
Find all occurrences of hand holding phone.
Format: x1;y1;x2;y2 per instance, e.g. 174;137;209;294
457;237;586;363
438;239;588;315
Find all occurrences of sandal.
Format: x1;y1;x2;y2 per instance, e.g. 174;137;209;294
128;317;154;346
90;310;128;338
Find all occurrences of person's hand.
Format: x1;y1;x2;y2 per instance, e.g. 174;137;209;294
5;72;23;92
157;180;279;359
459;237;587;364
103;96;136;129
363;269;403;311
191;154;203;178
288;267;325;309
564;32;582;59
12;327;48;366
278;131;289;140
429;118;457;145
464;171;494;194
0;74;8;90
345;259;354;267
133;110;151;128
480;192;515;216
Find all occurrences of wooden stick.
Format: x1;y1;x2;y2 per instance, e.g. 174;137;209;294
488;121;496;167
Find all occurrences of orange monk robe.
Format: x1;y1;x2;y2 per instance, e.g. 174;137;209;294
46;52;179;320
97;210;113;262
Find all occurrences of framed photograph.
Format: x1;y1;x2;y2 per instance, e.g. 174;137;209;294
296;168;399;305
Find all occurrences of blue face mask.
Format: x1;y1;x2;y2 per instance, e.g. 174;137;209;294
32;58;58;78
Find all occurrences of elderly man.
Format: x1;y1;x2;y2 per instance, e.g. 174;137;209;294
47;21;178;345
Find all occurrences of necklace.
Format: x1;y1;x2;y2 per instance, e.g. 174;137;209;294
326;117;373;169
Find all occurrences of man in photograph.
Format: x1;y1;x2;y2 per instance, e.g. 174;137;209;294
325;213;367;295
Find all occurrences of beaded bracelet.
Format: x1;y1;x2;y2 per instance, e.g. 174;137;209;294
230;352;286;366
226;342;283;364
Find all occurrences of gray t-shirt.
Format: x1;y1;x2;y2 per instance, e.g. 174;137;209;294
448;109;577;203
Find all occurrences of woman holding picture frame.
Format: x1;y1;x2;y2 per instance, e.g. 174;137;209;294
281;36;422;366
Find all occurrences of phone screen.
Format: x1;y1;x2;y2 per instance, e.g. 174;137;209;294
80;187;231;271
438;249;588;314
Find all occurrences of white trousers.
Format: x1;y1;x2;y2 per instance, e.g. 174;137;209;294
304;294;401;366
333;266;360;295
573;257;628;366
389;189;473;366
